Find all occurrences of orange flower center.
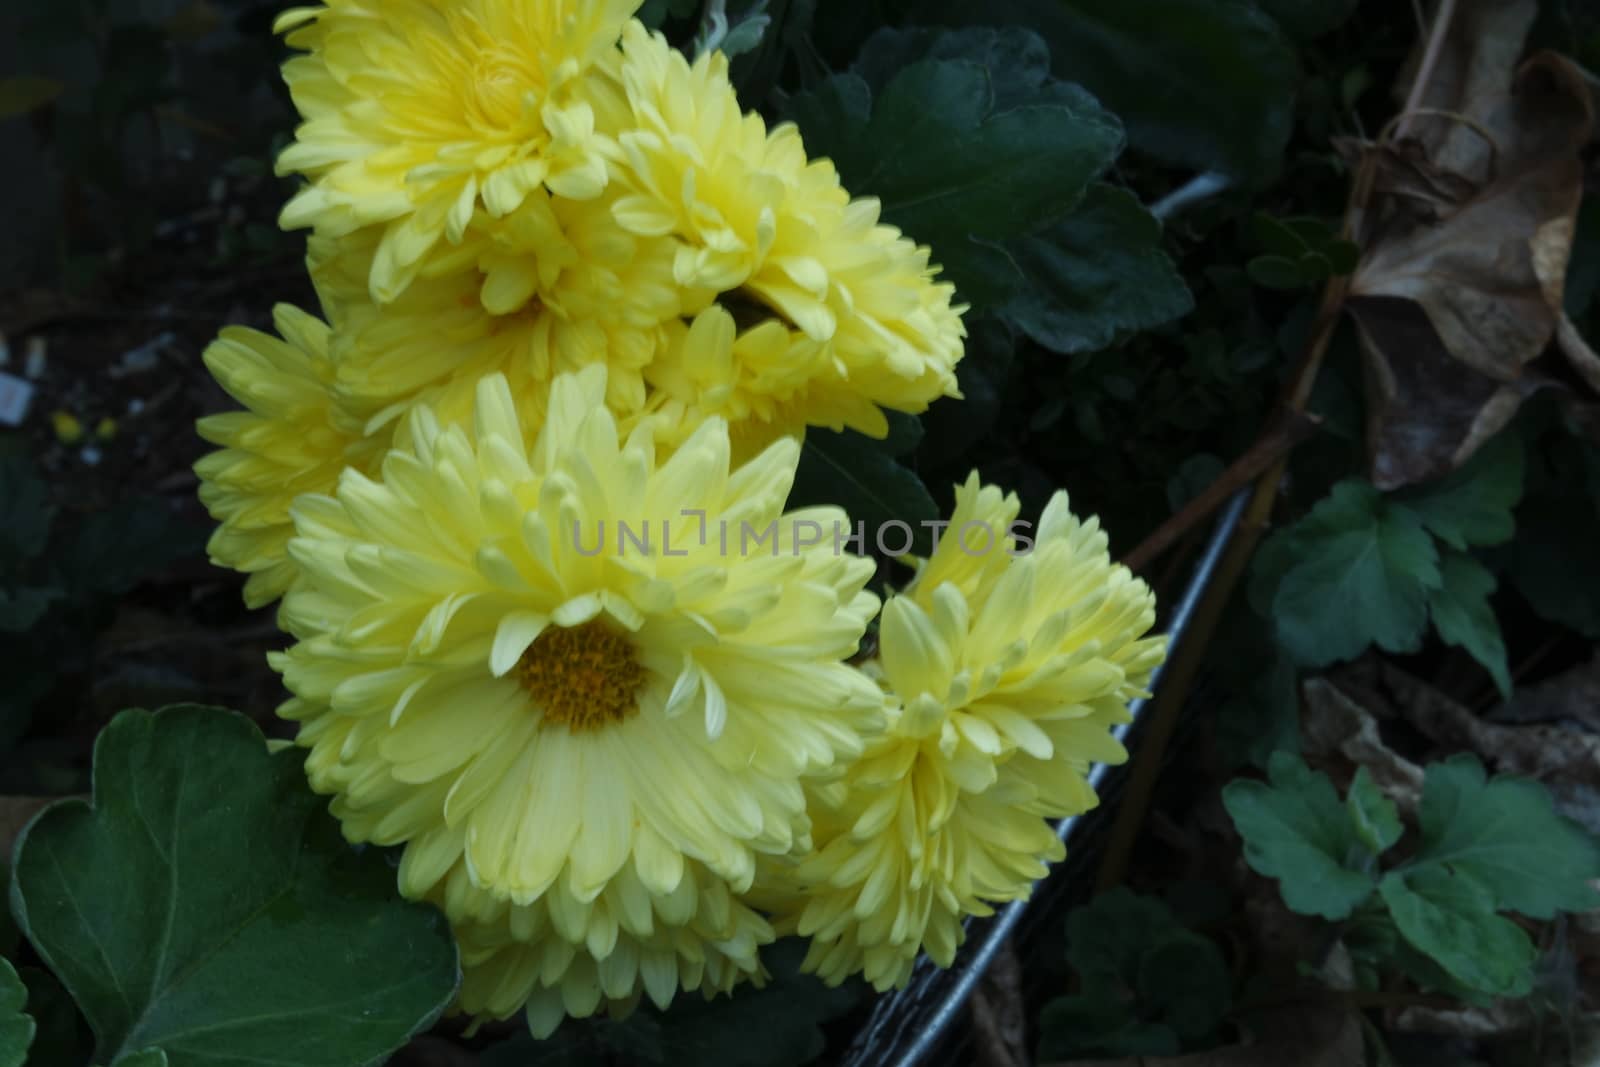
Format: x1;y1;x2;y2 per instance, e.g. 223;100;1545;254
515;619;645;732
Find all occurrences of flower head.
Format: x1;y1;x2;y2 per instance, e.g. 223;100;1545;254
194;305;383;607
275;0;638;302
602;22;967;436
765;475;1165;990
270;366;884;1030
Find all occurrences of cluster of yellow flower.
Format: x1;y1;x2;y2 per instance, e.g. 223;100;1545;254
194;0;1165;1039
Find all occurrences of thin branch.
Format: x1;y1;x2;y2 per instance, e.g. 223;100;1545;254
1121;410;1321;574
1395;0;1460;141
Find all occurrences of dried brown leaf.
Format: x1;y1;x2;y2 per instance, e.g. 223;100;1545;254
1301;677;1425;817
1348;45;1597;488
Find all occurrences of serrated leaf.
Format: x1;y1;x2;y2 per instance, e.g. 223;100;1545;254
1265;481;1441;667
843;59;1122;243
10;705;459;1067
1044;891;1227;1059
1410;755;1600;918
969;184;1193;352
1378;869;1536;997
789;429;937;555
852;25;1053;111
1222;752;1376;920
1347;767;1402;856
1037;984;1179;1061
0;958;34;1067
916;0;1298;180
1428;552;1511;698
1396;431;1525;550
1136;934;1230;1041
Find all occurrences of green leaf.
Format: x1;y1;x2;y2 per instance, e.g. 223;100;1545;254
1042;890;1228;1059
969;184;1194;352
115;1050;170;1067
839;58;1123;243
1136;935;1230;1041
1263;480;1441;667
0;76;65;119
1396;432;1525;550
852;25;1053;111
0;587;62;633
1214;652;1298;771
1347;767;1403;857
0;958;34;1067
918;317;1013;469
16;966;86;1067
789;429;938;555
1428;552;1511;699
1410;755;1600;918
1378;869;1536;997
1254;0;1359;40
1222;752;1377;919
919;0;1299;180
1504;493;1600;637
10;705;459;1067
1037;984;1179;1060
0;459;53;571
1246;254;1309;290
59;495;206;597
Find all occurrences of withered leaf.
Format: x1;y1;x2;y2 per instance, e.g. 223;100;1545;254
1346;40;1597;489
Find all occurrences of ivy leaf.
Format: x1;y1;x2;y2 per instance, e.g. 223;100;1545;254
964;185;1193;352
1347;767;1403;857
1395;431;1525;550
1410;755;1600;918
789;429;938;555
1428;552;1512;699
0;958;34;1067
1378;869;1536;997
1222;752;1377;920
10;705;460;1067
1262;480;1441;667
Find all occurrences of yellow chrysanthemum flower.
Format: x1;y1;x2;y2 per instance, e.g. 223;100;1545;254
765;475;1166;990
194;304;383;608
600;22;967;431
268;366;885;1032
275;0;637;302
306;186;685;426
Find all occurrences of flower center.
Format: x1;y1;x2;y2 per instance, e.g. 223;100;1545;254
514;619;645;732
465;48;539;132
